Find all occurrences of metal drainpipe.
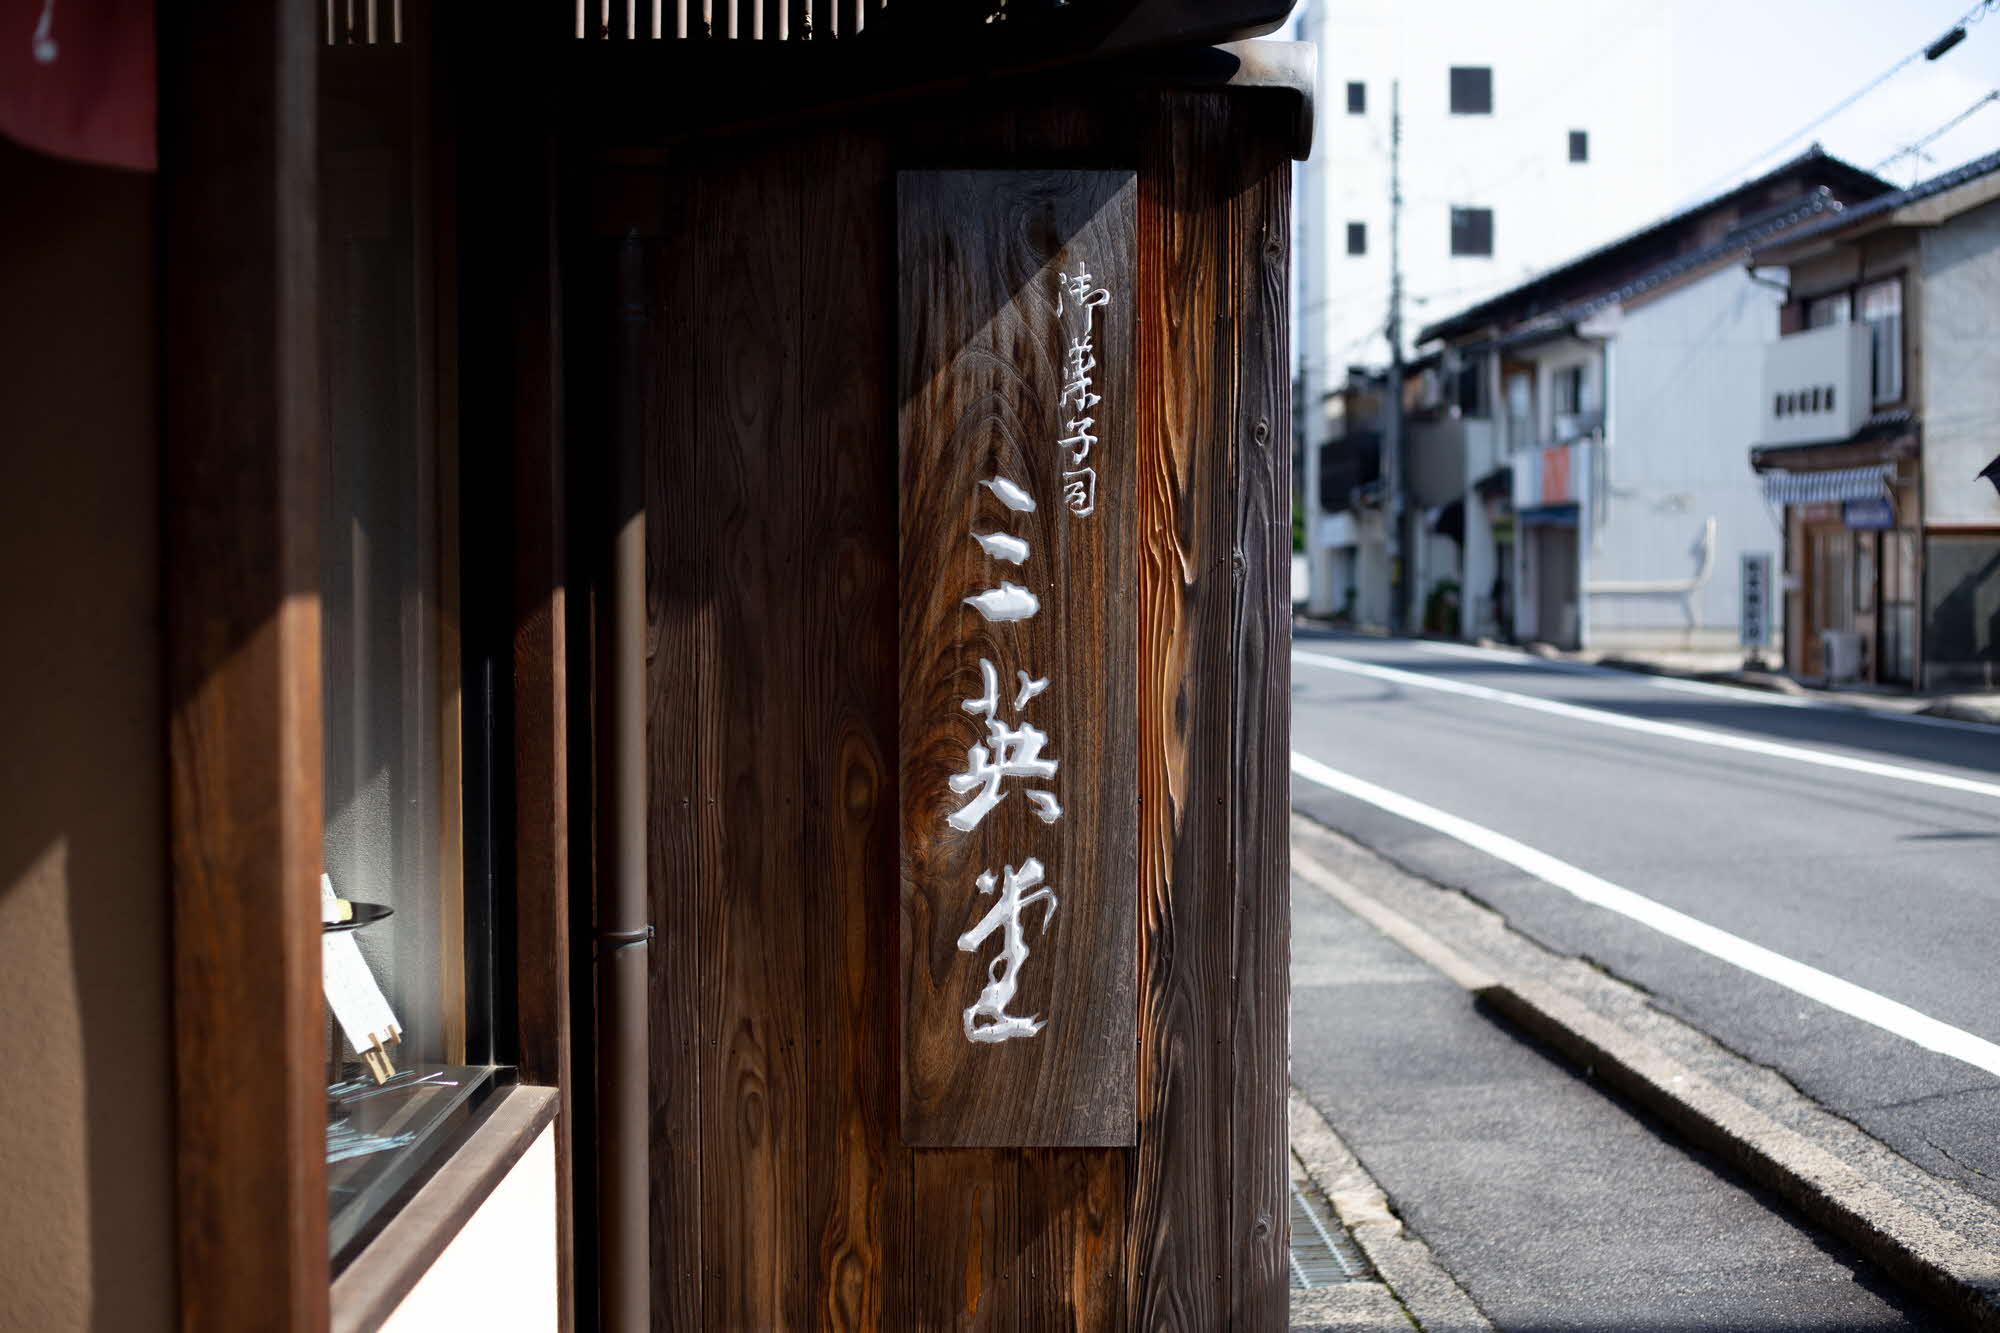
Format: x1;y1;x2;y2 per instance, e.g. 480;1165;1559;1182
599;230;653;1333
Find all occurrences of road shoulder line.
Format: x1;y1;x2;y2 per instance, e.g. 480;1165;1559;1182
1291;814;2000;1330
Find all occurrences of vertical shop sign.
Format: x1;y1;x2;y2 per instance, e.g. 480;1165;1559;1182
1741;552;1773;650
898;171;1137;1147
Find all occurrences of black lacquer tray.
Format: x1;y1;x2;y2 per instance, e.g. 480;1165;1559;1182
321;901;394;933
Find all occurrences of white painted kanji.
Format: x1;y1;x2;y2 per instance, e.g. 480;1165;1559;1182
980;476;1037;511
964;581;1040;622
946;659;1060;832
973;530;1030;563
957;858;1059;1043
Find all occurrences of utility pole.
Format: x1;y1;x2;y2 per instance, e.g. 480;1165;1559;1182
1385;79;1409;634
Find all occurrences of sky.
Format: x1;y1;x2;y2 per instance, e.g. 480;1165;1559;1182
1660;0;2000;199
1291;0;2000;204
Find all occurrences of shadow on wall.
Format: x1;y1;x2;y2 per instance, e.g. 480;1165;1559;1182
1925;536;2000;690
0;137;174;1331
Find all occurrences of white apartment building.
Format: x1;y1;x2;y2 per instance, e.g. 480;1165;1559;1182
1296;0;1675;617
1417;150;1892;655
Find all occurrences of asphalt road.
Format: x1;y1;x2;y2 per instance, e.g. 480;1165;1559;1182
1291;861;1928;1331
1289;628;2000;1207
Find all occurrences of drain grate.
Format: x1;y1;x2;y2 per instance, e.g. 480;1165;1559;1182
1288;1176;1375;1289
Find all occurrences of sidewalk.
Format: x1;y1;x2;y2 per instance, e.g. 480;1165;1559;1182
1283;815;1996;1331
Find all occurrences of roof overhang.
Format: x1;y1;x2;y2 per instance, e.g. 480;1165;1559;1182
1755;162;2000;265
1887;166;2000;226
562;11;1312;156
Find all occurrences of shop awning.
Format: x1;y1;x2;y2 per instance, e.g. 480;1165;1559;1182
1758;463;1895;507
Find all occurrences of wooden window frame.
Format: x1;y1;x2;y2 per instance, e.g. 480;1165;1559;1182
163;4;330;1328
164;8;573;1330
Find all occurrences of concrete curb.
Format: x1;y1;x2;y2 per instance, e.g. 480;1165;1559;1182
1481;982;2000;1331
1291;843;2000;1330
1288;1088;1495;1333
1920;698;2000;726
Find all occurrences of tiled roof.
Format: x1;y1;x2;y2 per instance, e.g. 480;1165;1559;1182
1416;146;1890;345
1747;146;2000;257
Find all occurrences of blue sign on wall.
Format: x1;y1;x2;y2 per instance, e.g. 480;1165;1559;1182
1843;497;1895;529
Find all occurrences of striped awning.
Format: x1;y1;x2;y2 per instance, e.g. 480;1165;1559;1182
1759;464;1895;506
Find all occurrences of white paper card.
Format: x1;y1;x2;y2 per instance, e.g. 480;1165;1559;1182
320;874;400;1054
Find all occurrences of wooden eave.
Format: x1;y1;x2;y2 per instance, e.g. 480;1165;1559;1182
549;14;1311;157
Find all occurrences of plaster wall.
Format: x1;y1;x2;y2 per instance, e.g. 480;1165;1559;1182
1594;266;1786;638
1921;197;2000;527
1299;0;1673;368
0;136;174;1331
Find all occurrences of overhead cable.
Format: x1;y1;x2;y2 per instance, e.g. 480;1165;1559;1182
1680;0;1997;205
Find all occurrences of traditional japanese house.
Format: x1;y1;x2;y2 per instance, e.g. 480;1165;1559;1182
0;2;1305;1329
1750;149;2000;689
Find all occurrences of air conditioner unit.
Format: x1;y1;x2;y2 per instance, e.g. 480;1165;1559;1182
1820;629;1863;684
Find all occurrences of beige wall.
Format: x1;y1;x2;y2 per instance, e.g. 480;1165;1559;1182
0;136;175;1330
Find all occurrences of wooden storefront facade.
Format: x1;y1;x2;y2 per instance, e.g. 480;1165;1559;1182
5;4;1308;1329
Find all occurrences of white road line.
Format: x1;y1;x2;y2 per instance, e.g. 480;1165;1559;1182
1405;637;2000;733
1290;750;2000;1080
1295;648;2000;802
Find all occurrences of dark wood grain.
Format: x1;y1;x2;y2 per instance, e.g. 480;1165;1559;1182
1226;116;1293;1331
1018;1149;1126;1331
909;1150;1017;1332
898;169;1140;1149
646;159;707;1333
611;84;1294;1331
694;136;812;1330
1126;93;1237;1331
509;135;576;1297
794;128;914;1333
160;4;329;1329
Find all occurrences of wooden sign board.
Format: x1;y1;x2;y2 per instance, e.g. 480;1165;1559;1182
898;170;1138;1148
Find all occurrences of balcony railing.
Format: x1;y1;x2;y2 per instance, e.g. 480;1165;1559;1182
1762;322;1870;447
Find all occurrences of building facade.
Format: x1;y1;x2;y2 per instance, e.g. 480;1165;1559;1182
1751;150;2000;689
1393;150;1888;651
0;5;1305;1330
1294;0;1673;617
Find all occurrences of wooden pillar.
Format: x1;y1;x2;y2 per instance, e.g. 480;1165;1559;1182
160;3;328;1329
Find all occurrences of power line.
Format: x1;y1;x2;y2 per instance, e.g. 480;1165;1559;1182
1679;0;1999;205
1872;89;2000;181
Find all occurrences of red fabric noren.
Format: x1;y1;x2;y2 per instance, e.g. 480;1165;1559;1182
0;0;154;171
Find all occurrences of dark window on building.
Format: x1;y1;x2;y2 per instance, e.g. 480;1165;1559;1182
1806;291;1851;328
1860;278;1903;403
1569;130;1588;162
1450;66;1493;114
1554;365;1585;416
1346;221;1367;255
1347;81;1366;114
1450;206;1493;256
1453;362;1488;417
